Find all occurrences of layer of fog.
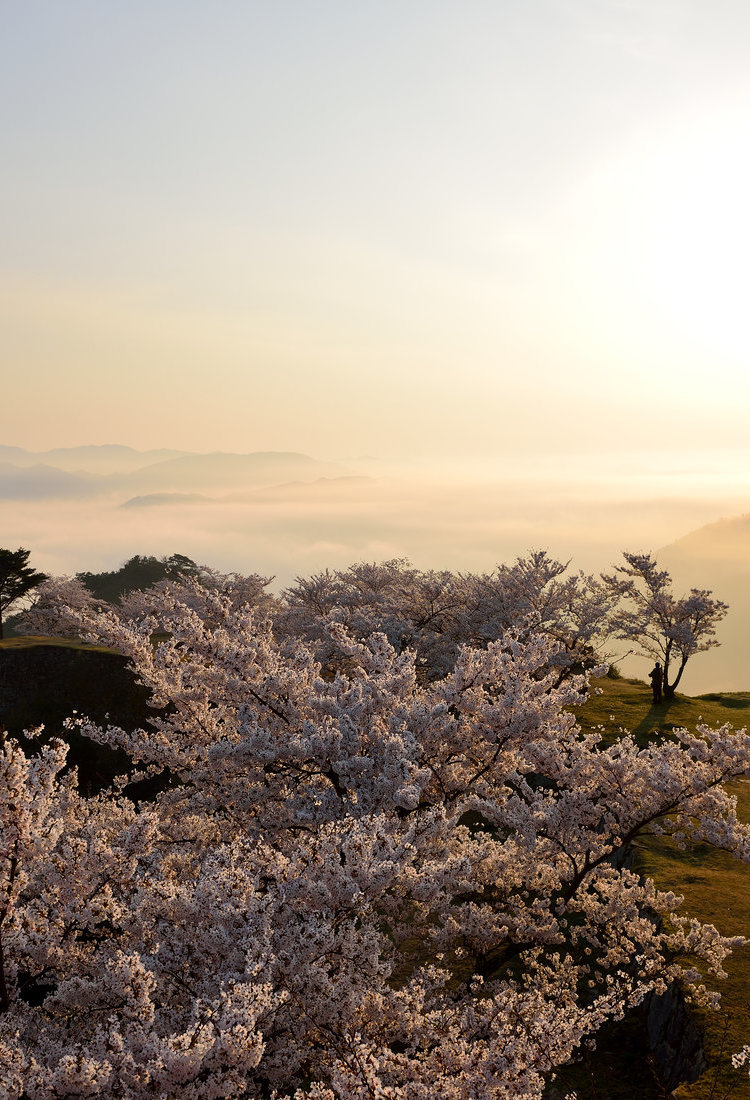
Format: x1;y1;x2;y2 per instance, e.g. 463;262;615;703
5;445;750;695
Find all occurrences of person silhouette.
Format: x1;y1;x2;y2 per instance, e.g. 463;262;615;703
649;662;663;705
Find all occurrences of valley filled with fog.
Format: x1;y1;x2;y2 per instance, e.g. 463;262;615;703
5;444;750;693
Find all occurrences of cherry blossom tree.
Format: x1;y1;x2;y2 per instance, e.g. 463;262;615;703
1;579;749;1098
21;569;275;640
463;551;616;679
603;552;728;700
117;566;275;625
279;559;471;678
279;553;614;684
20;575;104;637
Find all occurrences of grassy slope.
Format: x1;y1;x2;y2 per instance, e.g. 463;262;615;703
0;635;117;652
576;676;750;1100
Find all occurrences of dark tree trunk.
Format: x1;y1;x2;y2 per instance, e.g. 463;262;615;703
666;657;689;702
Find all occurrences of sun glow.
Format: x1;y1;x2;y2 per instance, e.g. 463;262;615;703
571;98;750;371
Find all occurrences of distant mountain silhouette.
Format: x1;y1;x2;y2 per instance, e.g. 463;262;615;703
0;461;101;500
658;513;750;693
121;492;211;509
0;447;351;500
121;452;348;493
662;513;750;567
0;445;189;474
120;477;377;510
227;475;376;500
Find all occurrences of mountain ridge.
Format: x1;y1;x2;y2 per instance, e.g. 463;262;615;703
0;447;351;499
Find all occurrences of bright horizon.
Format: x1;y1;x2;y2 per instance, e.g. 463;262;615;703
4;438;750;694
5;2;750;690
4;2;750;460
3;440;750;576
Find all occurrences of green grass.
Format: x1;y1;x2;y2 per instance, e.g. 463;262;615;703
577;672;750;749
0;634;117;653
576;676;750;1100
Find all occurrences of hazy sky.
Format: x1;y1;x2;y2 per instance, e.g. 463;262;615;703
4;1;750;458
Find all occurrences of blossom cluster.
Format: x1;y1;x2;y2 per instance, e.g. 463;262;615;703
1;577;748;1098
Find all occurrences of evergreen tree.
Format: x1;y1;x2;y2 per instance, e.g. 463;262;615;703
0;547;47;639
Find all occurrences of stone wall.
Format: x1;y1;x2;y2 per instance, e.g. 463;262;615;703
0;643;155;792
647;982;707;1093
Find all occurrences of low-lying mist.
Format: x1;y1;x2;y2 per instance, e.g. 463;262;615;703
5;445;750;693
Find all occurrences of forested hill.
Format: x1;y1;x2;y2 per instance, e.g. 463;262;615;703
75;552;199;602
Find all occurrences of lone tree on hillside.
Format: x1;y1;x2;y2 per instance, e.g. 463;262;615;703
0;547;48;639
603;550;728;700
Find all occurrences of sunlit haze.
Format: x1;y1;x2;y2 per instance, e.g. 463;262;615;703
4;2;750;688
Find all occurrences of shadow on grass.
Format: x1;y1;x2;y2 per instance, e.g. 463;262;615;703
631;699;681;746
698;693;750;710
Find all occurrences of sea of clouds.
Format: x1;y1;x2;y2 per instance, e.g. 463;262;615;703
5;445;750;693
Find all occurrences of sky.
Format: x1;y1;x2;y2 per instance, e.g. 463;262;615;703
4;0;750;459
5;0;750;693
